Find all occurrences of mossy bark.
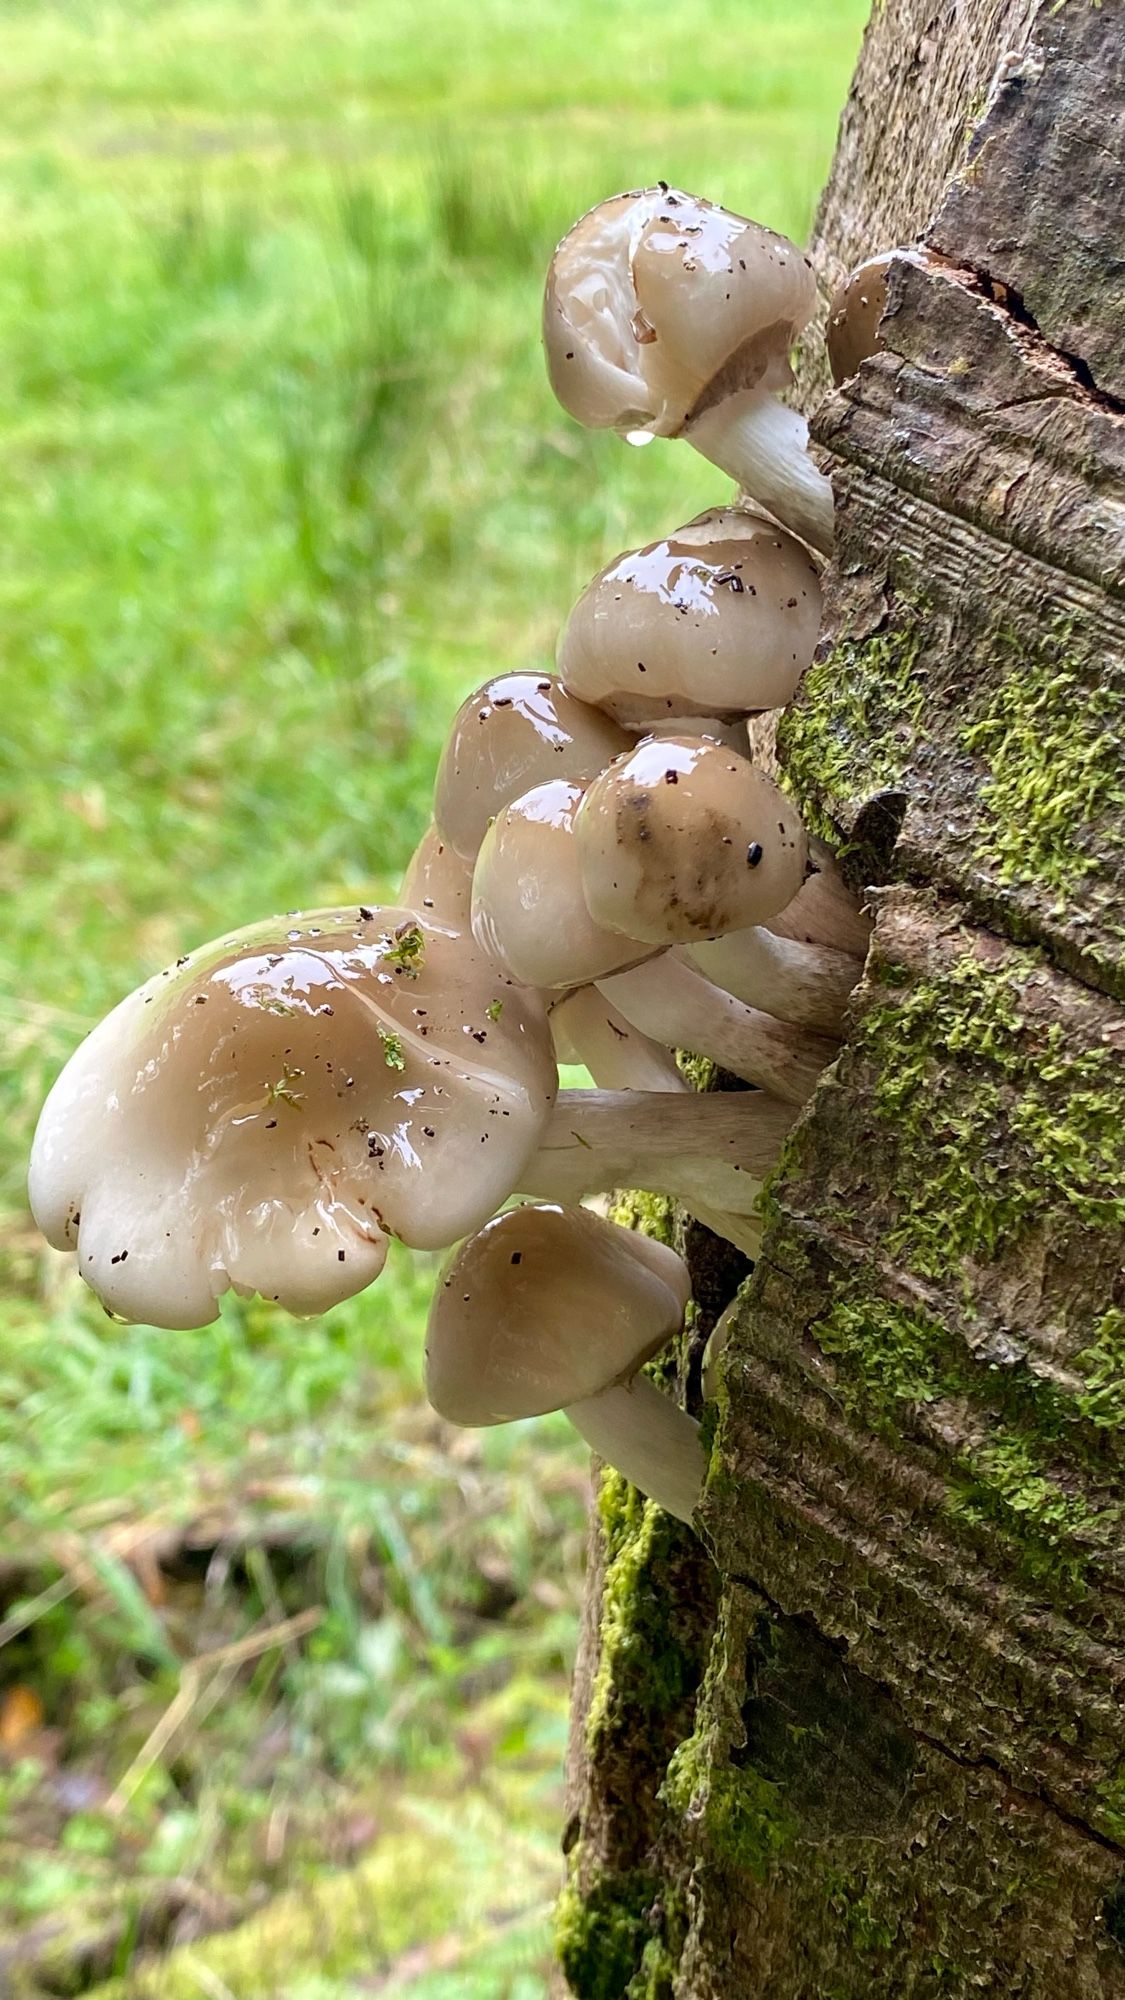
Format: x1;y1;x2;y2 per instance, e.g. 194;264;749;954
557;3;1125;1994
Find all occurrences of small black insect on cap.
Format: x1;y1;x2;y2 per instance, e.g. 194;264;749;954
746;842;764;868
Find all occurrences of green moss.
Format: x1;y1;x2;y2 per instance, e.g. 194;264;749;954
812;1296;949;1410
586;1476;695;1753
554;1870;659;2000
807;1284;1121;1587
961;640;1125;908
776;617;928;849
1074;1309;1125;1428
663;1733;795;1879
854;940;1124;1283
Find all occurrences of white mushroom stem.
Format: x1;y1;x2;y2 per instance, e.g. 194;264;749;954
768;841;873;958
566;1376;704;1524
684;927;861;1035
597;955;838;1106
684;390;835;555
519;1087;794;1217
550;986;687;1093
549;989;764;1258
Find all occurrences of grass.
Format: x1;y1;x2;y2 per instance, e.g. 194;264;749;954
0;0;868;1991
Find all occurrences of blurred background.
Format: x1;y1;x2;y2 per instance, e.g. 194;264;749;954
0;2;867;1992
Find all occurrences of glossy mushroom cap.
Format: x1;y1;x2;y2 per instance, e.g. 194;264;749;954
398;825;474;927
30;907;557;1328
557;507;821;726
424;1202;690;1425
544;187;814;440
575;736;807;946
470;779;652;989
434;671;630;861
825;251;895;385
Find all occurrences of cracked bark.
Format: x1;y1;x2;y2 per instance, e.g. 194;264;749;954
555;4;1125;1997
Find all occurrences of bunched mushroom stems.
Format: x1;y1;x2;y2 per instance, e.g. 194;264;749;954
684;925;861;1036
549;987;766;1259
518;1086;795;1217
768;840;874;958
597;954;839;1106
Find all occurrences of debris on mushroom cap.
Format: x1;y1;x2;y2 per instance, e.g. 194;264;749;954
825;249;926;386
29;907;557;1329
470;778;654;989
434;671;631;861
543;187;815;439
575;734;807;946
399;824;474;928
424;1201;690;1426
557;507;822;727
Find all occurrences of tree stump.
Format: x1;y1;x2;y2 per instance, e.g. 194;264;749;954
555;3;1125;1994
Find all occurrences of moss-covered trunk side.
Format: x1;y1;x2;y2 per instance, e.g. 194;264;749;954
557;3;1125;1995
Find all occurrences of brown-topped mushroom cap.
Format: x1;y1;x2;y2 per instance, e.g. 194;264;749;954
425;1202;690;1425
434;671;630;860
30;907;556;1328
557;507;821;726
575;735;807;946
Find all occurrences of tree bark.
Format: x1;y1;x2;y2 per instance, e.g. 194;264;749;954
555;4;1125;1995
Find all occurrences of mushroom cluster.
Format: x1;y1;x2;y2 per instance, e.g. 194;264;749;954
30;183;873;1526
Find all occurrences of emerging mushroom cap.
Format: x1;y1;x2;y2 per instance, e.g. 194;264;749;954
575;735;808;945
543;187;815;439
825;249;922;385
470;779;652;989
557;507;821;725
30;907;557;1328
425;1202;690;1425
434;671;630;861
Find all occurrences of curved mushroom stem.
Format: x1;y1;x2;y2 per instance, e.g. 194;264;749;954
566;1375;704;1524
519;1088;794;1217
596;955;838;1106
768;841;873;958
550;989;766;1258
684;927;861;1036
684;391;835;555
550;986;687;1094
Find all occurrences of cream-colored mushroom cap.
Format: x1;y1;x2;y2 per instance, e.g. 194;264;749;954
398;824;474;928
544;188;814;438
434;672;631;861
425;1203;690;1425
471;779;651;989
29;907;556;1329
575;735;807;945
557;508;821;726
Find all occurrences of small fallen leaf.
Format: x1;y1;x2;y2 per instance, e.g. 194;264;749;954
0;1684;45;1750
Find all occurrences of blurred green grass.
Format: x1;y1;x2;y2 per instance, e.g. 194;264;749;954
0;0;868;1990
